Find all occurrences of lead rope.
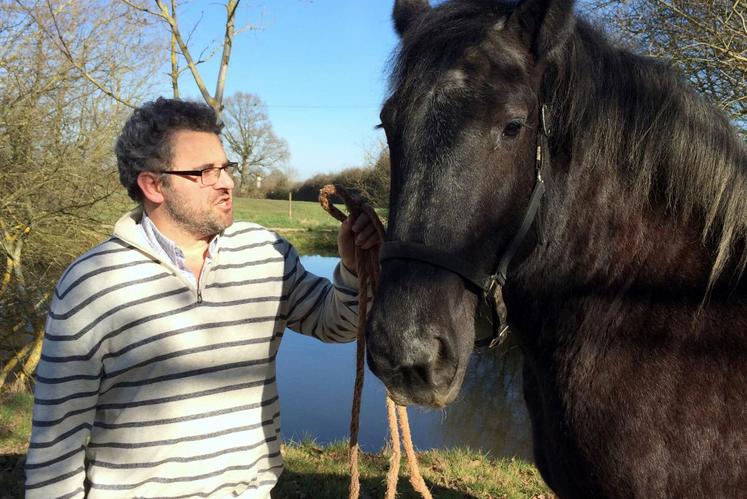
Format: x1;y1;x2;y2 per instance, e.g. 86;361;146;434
319;184;432;499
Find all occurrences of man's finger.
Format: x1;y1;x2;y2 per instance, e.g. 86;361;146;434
352;213;369;232
355;224;376;243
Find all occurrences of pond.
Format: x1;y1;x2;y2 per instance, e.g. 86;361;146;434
276;256;534;461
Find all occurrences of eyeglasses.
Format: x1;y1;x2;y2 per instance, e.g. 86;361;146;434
161;161;239;186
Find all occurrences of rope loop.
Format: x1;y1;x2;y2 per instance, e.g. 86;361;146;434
318;184;431;499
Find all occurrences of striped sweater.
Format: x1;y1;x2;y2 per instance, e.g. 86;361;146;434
25;208;360;498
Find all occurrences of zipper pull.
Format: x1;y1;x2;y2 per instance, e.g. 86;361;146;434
197;289;203;304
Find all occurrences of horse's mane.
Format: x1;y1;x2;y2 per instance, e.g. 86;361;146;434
391;0;747;288
548;19;747;288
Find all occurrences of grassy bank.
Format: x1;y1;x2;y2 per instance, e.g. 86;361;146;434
0;392;553;498
233;197;381;255
233;198;341;232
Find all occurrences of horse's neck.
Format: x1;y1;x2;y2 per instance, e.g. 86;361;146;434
523;24;747;297
547;169;712;284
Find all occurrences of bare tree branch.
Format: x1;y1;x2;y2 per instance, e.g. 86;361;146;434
31;0;137;108
214;0;239;109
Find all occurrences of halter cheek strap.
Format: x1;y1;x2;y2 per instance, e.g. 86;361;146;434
379;105;551;348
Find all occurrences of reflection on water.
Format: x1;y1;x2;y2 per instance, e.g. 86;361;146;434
276;256;534;461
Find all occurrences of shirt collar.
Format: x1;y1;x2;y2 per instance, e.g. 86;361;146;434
139;210;220;264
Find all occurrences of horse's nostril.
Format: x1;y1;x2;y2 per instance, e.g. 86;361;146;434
414;364;432;386
437;337;448;360
435;336;454;367
366;348;393;376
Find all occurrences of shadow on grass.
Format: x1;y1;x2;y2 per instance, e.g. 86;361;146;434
273;469;478;499
0;455;477;499
0;453;24;499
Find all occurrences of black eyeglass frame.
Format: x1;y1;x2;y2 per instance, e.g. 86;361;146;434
160;161;239;185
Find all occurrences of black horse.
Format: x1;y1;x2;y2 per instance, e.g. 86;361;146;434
365;0;747;497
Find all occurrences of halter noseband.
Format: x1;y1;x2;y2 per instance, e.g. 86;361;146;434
379;105;551;348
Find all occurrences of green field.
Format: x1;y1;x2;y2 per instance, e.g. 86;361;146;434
233;197;360;255
233;197;343;231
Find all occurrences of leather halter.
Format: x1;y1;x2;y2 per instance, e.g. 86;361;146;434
379;105;551;348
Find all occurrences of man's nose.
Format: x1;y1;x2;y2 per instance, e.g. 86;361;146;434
216;167;235;189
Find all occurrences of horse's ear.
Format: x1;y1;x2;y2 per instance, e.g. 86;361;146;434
393;0;431;37
508;0;575;62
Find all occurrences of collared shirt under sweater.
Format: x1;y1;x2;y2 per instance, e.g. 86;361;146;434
24;207;360;499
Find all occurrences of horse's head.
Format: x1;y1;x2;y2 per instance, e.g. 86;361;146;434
367;0;574;407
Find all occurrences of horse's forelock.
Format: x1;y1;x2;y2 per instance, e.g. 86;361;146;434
390;1;515;103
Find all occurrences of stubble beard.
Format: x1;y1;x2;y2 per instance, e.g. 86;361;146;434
163;191;232;239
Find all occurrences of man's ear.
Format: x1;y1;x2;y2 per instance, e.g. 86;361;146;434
137;171;165;204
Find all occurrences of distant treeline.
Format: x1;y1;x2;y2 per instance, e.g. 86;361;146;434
267;148;390;208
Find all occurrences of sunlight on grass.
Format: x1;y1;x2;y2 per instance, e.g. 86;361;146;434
0;392;33;454
276;439;554;499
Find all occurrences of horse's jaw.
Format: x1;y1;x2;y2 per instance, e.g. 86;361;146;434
366;268;477;409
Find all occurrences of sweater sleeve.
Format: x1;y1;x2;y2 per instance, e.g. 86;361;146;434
25;282;103;499
282;241;362;343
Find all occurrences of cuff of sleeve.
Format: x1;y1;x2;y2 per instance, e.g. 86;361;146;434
335;262;360;291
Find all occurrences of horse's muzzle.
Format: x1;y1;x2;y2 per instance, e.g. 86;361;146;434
365;262;476;407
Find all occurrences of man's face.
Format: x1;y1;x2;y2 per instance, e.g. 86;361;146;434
161;129;234;238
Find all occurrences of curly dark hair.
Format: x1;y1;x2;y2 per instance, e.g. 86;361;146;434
115;97;223;202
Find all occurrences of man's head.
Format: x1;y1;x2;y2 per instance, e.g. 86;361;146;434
116;98;235;240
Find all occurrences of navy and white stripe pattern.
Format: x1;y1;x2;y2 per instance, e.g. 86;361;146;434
25;208;360;498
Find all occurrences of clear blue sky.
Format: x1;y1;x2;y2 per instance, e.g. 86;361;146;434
175;1;402;181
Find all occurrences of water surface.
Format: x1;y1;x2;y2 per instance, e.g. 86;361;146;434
276;255;533;460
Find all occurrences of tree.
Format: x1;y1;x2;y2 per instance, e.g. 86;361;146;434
584;0;746;132
289;142;391;206
222;92;290;196
355;143;391;208
120;0;250;116
0;0;161;389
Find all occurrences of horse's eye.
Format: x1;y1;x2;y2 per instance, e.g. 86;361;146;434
502;121;523;139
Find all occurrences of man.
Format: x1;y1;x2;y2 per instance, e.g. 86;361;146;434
25;98;381;498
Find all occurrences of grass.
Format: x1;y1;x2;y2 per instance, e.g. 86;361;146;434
0;392;33;454
233;197;342;231
0;392;554;499
277;438;553;499
0;392;33;498
233;197;356;256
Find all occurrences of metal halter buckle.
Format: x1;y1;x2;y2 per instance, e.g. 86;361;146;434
483;274;503;304
540;104;551;137
488;325;510;349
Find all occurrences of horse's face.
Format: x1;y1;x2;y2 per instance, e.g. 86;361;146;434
366;0;573;407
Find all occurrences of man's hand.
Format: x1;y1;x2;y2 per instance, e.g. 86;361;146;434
338;212;382;274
